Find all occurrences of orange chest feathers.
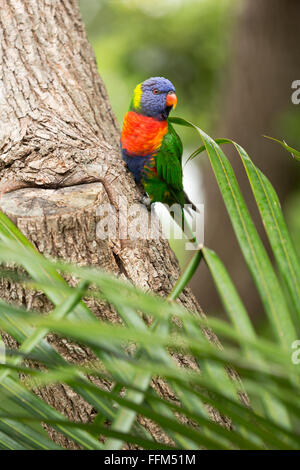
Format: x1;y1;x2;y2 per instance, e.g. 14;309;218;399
121;111;168;157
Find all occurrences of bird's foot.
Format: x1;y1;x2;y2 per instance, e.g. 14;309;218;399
140;195;151;210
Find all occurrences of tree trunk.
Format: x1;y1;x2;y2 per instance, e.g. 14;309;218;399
194;0;300;317
0;0;248;448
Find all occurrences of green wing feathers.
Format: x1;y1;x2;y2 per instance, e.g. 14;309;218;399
156;122;183;191
143;121;189;208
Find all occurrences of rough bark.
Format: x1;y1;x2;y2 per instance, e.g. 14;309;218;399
194;0;300;317
0;0;248;448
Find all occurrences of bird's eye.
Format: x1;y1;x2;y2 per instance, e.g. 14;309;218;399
152;89;159;95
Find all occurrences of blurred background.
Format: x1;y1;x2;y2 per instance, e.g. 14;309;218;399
79;0;300;334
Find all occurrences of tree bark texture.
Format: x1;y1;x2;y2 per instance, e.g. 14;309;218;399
0;0;248;448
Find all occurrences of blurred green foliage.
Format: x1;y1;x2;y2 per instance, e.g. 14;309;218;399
286;185;300;259
279;109;300;260
79;0;236;141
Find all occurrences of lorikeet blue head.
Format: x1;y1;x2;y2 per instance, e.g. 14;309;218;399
131;76;177;120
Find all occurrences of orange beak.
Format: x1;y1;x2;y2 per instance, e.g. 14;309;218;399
166;92;177;109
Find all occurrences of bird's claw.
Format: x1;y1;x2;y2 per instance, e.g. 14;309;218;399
140;195;151;209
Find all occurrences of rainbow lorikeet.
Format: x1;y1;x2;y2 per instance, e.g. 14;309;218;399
121;77;194;209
